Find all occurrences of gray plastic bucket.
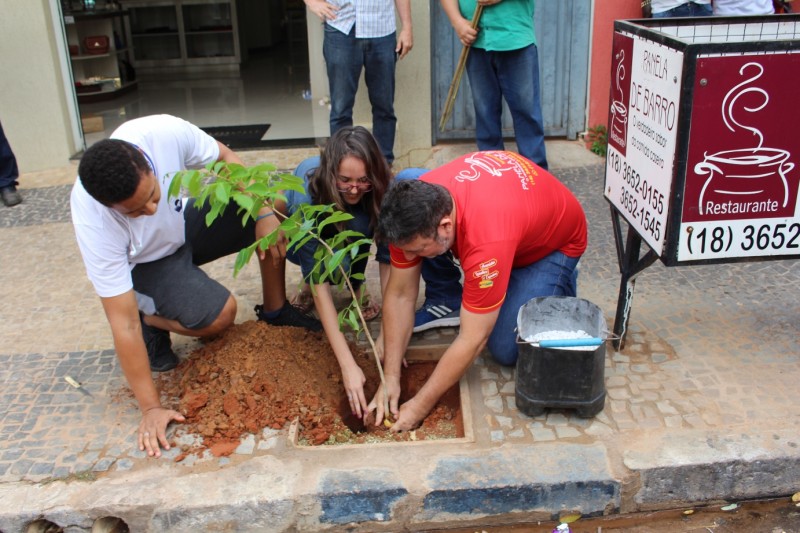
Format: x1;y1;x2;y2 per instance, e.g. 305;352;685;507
515;296;607;418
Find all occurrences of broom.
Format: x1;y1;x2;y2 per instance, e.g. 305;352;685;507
438;5;484;132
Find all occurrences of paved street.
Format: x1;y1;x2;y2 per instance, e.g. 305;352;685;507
0;141;798;532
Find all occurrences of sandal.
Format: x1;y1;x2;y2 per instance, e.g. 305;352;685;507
290;285;314;314
359;291;381;322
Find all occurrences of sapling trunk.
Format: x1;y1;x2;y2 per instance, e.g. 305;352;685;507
309;234;391;417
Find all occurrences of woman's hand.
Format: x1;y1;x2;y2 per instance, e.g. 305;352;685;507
341;362;368;418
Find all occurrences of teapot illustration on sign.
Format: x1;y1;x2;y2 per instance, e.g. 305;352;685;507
609;49;628;145
695;63;795;215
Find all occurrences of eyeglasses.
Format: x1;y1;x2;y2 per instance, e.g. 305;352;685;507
335;176;372;193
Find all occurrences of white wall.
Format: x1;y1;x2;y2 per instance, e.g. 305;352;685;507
0;1;79;172
393;1;432;168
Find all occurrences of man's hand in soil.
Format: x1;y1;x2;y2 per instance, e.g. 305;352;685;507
364;376;401;426
138;407;185;458
389;396;428;433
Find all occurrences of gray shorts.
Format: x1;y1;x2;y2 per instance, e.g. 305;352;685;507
131;200;257;330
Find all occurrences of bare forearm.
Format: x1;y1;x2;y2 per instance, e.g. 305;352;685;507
102;293;162;413
216;141;243;165
378;262;391;297
413;335;483;411
411;309;497;415
381;287;416;378
113;331;162;413
395;0;412;31
439;0;466;27
314;284;359;370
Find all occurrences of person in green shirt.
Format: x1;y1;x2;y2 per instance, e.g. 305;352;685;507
439;0;548;169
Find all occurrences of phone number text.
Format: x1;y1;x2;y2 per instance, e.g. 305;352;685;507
684;222;800;256
609;152;665;241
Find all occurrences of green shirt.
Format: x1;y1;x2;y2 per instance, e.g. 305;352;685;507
457;0;536;51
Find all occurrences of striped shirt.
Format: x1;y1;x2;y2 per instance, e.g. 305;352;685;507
326;0;397;38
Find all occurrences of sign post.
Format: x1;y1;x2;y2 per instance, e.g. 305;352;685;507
603;16;800;349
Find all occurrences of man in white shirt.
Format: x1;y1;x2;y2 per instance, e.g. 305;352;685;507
713;0;775;15
304;0;412;164
71;115;320;457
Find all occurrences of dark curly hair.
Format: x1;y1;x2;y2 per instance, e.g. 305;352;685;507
78;139;150;206
377;179;453;245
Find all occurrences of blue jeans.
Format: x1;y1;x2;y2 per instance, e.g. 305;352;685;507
0;121;19;188
466;44;548;169
323;25;398;164
393;168;463;307
488;251;580;366
652;3;712;17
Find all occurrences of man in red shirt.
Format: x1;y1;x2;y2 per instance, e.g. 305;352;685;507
370;151;587;431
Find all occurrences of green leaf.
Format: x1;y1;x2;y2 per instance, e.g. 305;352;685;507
244;182;270;197
228;166;250;182
233;245;257;276
212;160;226;175
233;193;254;213
277;173;305;192
205;201;223;227
252;162;278;173
326;249;347;271
289;234;316;253
188;171;204;198
318;211;354;233
168;172;183;200
214;182;230;204
181;169;198;190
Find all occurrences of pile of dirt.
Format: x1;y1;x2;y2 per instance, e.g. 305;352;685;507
154;321;461;458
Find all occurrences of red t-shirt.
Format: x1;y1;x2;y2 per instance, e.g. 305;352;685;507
389;151;587;314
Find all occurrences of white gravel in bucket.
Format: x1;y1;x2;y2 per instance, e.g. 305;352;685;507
524;329;597;351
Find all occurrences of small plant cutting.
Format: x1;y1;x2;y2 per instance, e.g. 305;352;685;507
168;161;391;417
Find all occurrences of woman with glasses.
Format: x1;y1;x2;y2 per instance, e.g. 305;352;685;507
258;126;394;417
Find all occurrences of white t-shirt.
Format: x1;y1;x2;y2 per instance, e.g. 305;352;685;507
651;0;711;15
713;0;775;15
70;114;220;298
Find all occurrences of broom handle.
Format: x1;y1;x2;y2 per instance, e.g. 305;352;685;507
438;5;484;132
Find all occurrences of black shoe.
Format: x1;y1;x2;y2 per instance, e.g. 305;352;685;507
255;301;322;332
141;314;179;372
0;185;22;207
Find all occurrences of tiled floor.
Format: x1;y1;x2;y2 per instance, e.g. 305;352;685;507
79;44;326;147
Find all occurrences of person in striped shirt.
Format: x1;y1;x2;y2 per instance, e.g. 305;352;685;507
304;0;413;165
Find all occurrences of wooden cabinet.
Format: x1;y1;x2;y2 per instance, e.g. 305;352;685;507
122;0;240;72
65;10;138;103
